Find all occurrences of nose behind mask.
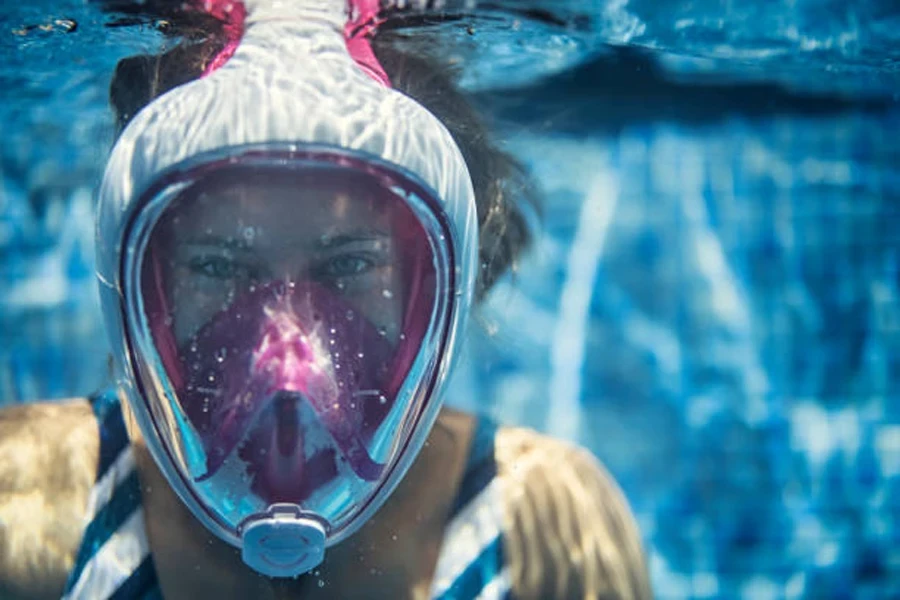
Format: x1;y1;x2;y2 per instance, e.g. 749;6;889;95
159;280;404;495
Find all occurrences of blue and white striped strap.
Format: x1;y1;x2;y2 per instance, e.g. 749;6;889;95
430;417;511;600
61;389;158;600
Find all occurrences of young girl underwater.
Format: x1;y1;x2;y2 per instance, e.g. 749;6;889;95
0;1;651;598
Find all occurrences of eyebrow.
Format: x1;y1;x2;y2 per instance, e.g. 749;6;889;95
316;230;390;250
182;235;254;251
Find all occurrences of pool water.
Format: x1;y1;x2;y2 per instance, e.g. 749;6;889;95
2;1;899;597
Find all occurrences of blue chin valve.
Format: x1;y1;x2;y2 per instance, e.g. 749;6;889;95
241;504;327;578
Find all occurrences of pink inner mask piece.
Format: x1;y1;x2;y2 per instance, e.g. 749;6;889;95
182;281;394;498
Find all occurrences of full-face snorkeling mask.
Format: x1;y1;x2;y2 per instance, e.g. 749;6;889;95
95;0;478;578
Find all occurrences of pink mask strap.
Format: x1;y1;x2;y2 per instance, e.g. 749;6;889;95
344;0;392;87
194;0;247;77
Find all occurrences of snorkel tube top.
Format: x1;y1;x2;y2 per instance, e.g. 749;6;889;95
193;0;390;85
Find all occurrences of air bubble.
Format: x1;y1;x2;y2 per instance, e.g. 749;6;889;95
190;342;198;353
215;348;227;363
399;333;407;341
242;226;255;242
378;395;387;405
377;327;387;337
381;289;393;299
346;310;355;321
318;580;325;588
330;327;337;335
207;374;215;383
357;352;364;359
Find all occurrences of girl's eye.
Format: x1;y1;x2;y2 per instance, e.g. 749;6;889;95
189;256;248;280
317;254;375;279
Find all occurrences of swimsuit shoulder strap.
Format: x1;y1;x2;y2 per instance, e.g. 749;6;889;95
61;388;161;600
429;415;512;600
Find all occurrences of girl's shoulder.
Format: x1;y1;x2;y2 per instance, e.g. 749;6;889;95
0;398;99;599
493;425;654;600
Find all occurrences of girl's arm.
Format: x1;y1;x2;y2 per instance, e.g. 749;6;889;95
0;400;98;600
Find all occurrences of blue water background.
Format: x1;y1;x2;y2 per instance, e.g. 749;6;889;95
2;1;899;597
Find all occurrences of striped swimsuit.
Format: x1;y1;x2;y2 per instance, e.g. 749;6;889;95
61;389;511;599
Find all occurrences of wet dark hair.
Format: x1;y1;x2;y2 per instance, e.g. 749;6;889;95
108;17;538;298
